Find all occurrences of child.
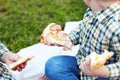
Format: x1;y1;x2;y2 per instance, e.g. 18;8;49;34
45;0;120;80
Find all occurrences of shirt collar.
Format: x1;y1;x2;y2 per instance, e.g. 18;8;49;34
95;2;120;23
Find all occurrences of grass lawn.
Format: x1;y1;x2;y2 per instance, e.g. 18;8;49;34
0;0;87;52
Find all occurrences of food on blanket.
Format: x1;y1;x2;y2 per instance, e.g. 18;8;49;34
87;50;114;70
40;23;72;50
9;55;34;70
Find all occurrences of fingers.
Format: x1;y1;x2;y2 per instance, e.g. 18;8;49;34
80;59;92;76
13;63;27;71
86;57;91;66
80;61;87;72
63;46;69;51
13;66;22;71
42;75;49;80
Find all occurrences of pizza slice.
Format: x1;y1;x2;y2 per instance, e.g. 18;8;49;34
40;23;72;50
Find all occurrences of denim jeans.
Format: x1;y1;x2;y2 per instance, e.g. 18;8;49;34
45;56;109;80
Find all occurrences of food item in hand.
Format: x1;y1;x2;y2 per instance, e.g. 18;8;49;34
88;50;114;70
9;56;34;70
40;23;72;50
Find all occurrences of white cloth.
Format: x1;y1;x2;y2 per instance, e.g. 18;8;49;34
11;21;80;80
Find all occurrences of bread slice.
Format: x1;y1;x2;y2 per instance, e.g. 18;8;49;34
89;50;114;70
9;55;34;70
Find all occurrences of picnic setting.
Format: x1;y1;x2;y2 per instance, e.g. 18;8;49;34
0;0;120;80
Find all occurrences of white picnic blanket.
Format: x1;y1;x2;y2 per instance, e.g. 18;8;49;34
11;21;80;80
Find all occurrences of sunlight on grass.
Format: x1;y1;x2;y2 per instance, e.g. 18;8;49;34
0;0;87;52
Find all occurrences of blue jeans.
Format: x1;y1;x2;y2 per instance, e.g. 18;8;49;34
45;56;109;80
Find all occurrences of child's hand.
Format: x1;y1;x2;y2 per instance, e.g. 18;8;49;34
79;58;109;77
63;36;73;50
1;52;27;71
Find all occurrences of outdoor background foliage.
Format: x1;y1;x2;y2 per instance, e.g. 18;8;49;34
0;0;87;52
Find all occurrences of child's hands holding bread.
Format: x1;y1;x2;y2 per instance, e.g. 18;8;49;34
80;50;114;77
1;51;34;71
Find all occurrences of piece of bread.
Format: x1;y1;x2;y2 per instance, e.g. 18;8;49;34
40;23;72;50
88;50;114;70
9;56;34;70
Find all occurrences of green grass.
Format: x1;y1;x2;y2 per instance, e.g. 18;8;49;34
0;0;87;52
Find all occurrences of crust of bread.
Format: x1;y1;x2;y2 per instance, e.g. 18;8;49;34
9;56;34;70
89;50;114;70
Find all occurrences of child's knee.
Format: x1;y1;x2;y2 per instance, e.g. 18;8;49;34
45;56;64;69
45;56;64;76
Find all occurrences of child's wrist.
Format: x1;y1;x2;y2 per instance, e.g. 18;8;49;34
0;51;11;62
